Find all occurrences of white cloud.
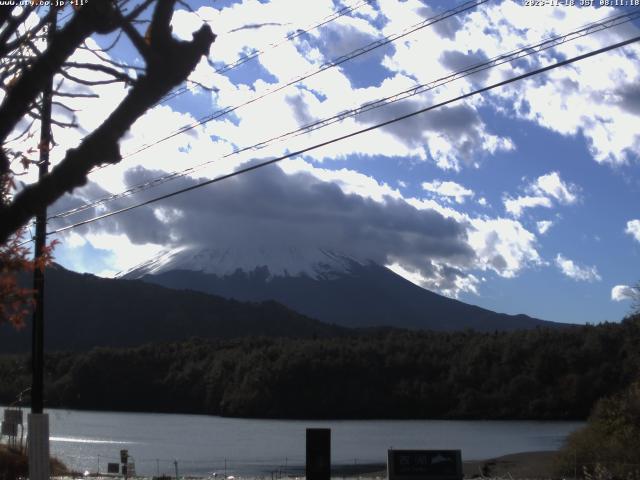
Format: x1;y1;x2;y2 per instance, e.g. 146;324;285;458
467;218;542;278
82;233;165;277
481;2;640;166
611;285;636;302
503;172;579;218
30;0;632;302
55;155;546;297
555;254;601;282
386;261;480;298
536;220;554;235
280;158;403;203
64;231;88;248
422;180;474;203
504;195;552;218
167;0;517;172
626;219;640;243
175;0;640;178
530;172;578;205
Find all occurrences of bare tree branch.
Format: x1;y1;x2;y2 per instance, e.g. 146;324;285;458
0;5;37;56
115;12;153;61
0;1;216;243
59;68;130;86
0;6;100;154
53;90;100;99
5;118;36;144
89;47;146;72
26;110;78;129
64;61;136;84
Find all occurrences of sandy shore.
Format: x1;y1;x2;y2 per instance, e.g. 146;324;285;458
462;451;557;479
355;450;558;479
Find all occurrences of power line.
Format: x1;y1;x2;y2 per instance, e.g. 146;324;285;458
78;0;477;187
84;0;377;179
154;0;375;106
48;0;491;221
48;8;640;222
45;33;640;237
217;0;375;76
122;0;488;159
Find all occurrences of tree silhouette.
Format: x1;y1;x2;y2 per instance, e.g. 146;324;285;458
0;1;216;325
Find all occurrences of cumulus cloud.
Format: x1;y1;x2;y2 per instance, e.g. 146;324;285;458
52;163;475;283
167;0;517;172
387;261;480;298
530;172;578;205
504;172;579;218
479;1;640;166
52;154;547;297
555;254;601;282
504;196;552;218
467;218;542;278
626;219;640;243
358;101;514;170
440;49;491;83
422;180;474;203
611;285;636;302
536;220;554;235
40;0;628;300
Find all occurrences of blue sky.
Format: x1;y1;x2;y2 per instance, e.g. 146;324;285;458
30;0;640;325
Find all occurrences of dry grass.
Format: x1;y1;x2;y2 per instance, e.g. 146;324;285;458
0;444;68;480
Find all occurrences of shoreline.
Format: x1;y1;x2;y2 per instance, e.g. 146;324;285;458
342;450;559;479
47;451;559;480
463;451;557;479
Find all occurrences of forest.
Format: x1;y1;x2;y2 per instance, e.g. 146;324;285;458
1;314;638;420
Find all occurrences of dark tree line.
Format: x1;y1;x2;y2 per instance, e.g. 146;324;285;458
1;315;639;419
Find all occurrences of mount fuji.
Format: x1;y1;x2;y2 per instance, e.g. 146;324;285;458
121;245;561;331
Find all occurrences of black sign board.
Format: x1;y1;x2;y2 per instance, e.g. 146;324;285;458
120;449;129;464
388;450;462;480
306;428;331;480
107;463;120;474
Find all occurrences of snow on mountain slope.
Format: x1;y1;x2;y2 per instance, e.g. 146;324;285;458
120;244;561;332
119;245;365;280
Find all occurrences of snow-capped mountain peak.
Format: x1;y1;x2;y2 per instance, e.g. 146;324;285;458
118;245;365;280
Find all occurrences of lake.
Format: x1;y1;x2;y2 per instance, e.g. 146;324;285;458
38;409;583;476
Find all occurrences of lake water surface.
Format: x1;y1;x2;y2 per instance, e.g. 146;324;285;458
43;409;583;476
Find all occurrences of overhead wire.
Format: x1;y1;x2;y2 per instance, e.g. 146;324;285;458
153;0;375;106
48;0;492;220
122;0;488;159
47;8;640;222
88;0;376;171
15;0;484;234
44;33;640;238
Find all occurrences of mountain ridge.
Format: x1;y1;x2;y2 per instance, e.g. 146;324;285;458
123;246;563;331
0;264;348;353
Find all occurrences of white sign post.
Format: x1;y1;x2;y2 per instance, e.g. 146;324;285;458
28;413;50;480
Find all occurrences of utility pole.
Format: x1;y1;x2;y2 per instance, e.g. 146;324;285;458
28;5;56;480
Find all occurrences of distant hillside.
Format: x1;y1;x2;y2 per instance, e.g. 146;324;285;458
123;247;562;331
0;265;347;353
